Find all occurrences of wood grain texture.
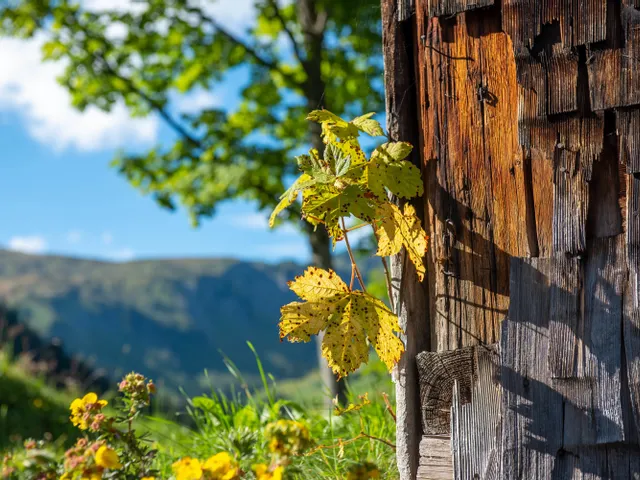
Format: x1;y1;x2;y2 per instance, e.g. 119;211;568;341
417;436;454;479
416;6;525;353
416;347;475;435
502;0;607;53
618;110;640;173
501;257;564;479
588;3;640;110
422;0;494;17
450;346;501;480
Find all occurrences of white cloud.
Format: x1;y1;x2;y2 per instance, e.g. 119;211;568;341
177;89;220;114
0;34;158;152
101;232;114;245
105;247;135;262
8;235;47;254
66;230;83;244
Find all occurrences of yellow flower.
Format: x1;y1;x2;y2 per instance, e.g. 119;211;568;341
94;446;122;470
202;452;240;480
69;393;107;430
254;464;284;480
60;474;70;480
142;477;155;480
172;457;203;480
81;473;102;480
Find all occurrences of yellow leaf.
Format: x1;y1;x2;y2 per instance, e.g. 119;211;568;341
368;142;422;199
375;202;427;281
322;298;369;376
307;109;359;142
279;269;405;377
352;113;385;137
269;174;314;227
287;267;349;301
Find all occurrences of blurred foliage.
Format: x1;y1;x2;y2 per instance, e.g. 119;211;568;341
0;0;384;229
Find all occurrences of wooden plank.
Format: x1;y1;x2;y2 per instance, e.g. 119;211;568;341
381;2;428;480
617;110;640;173
547;256;583;378
623;250;640;440
501;257;564;479
417;8;525;353
502;0;607;53
417;435;454;480
422;0;494;18
582;236;626;444
520;116;604;255
588;3;640;110
451;346;501;480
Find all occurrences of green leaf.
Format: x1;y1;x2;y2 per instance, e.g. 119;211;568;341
352;112;384;136
174;63;203;92
302;184;376;234
269;174;315;227
367;142;422;199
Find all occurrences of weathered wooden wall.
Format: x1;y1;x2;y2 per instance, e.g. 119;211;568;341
381;0;640;478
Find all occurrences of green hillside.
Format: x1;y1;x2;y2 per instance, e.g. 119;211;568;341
0;249;323;398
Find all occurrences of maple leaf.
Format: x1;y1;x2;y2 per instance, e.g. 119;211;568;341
307;110;359;143
351;112;385;137
375;202;428;281
367;142;423;199
269;173;316;227
302;184;376;235
280;268;404;377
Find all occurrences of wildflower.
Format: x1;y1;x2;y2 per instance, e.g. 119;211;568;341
95;445;122;470
202;452;240;480
254;464;284;480
346;462;380;480
69;393;107;431
142;477;156;480
172;457;203;480
119;372;155;414
265;419;313;457
24;439;36;450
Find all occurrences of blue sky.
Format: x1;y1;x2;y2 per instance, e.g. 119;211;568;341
0;0;318;264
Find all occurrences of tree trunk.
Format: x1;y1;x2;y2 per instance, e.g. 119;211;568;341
298;0;347;407
382;0;640;479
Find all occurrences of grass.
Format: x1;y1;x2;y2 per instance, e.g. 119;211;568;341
1;344;398;479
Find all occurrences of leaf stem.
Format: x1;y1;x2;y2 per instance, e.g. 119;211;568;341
372;225;394;307
341;218;367;293
344;222;368;233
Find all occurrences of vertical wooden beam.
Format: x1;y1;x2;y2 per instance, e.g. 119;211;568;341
381;1;428;479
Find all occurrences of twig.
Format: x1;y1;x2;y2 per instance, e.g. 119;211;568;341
341;218;367;293
186;5;303;88
305;431;396;456
381;392;396;422
266;0;306;68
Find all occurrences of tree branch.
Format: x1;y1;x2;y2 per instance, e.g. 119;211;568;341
266;0;306;68
185;5;304;88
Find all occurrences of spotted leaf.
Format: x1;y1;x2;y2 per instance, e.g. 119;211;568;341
375;202;428;281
